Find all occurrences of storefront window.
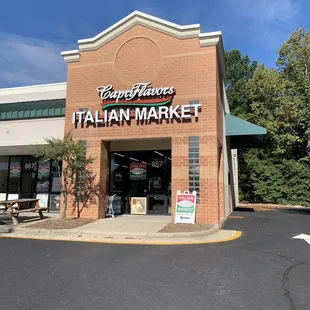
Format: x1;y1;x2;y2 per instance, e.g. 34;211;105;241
51;161;62;193
109;150;171;215
21;156;37;197
36;161;51;193
0;156;62;211
8;156;22;193
0;156;9;199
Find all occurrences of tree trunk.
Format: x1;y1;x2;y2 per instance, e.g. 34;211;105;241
60;192;67;220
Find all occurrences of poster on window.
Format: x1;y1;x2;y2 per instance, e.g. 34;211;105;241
114;172;123;182
51;177;61;192
10;165;21;177
36;194;49;208
130;197;147;215
175;191;197;224
129;163;147;180
49;194;61;212
7;194;19;208
38;162;50;178
36;180;50;193
153;177;162;189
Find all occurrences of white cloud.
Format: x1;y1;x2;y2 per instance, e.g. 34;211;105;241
0;32;73;88
233;0;300;23
225;0;302;50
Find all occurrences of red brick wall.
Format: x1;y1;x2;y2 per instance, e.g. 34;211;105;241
63;24;222;224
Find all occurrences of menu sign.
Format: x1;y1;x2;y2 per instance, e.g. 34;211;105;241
130;163;147;180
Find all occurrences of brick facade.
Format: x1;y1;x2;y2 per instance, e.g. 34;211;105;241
62;18;225;225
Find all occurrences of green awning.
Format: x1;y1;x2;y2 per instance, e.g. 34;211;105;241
225;114;267;148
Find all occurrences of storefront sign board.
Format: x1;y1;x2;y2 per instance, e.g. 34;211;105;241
72;82;201;125
175;191;197;224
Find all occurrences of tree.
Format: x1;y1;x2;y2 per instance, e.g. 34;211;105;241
225;49;258;114
36;133;94;219
73;169;100;218
277;27;310;97
246;65;302;158
225;28;310;207
276;27;310;163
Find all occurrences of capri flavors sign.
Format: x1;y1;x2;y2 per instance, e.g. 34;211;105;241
72;82;201;124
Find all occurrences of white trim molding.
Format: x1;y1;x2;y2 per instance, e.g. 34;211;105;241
61;10;226;75
60;49;80;63
0;82;67;104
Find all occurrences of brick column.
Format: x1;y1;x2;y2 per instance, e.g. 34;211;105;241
77;140;109;219
198;135;220;225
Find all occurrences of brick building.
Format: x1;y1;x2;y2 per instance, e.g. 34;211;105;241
0;11;266;226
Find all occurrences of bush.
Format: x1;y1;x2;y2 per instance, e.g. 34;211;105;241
239;152;310;206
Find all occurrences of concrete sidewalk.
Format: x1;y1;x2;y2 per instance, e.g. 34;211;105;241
0;213;241;245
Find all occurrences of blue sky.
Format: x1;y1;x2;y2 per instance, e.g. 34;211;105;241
0;0;309;88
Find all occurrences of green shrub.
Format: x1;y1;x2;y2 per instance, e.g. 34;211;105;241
239;153;310;206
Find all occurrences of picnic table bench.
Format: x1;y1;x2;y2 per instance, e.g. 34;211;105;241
0;198;48;225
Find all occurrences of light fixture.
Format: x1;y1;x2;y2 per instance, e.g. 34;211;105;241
114;153;124;157
154;151;164;157
129;157;139;162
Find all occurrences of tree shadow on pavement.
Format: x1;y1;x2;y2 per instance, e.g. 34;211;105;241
281;208;310;215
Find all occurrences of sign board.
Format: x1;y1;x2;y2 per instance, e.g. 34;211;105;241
130;163;147;180
175;191;197;224
72;82;202;125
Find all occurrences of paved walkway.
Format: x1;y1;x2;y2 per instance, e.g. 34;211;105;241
0;213;241;245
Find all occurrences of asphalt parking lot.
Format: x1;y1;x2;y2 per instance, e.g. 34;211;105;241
0;208;309;310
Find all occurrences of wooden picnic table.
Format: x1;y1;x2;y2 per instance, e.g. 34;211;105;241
0;198;47;225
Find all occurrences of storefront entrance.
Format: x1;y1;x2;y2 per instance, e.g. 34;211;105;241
109;150;171;215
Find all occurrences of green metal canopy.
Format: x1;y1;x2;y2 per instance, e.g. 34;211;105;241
225;113;267;148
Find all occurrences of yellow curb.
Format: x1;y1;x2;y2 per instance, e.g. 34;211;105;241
0;231;242;245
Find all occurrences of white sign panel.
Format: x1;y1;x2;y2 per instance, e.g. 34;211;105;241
175;191;197;224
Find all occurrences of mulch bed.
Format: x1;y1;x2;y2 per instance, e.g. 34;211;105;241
158;223;214;233
238;203;309;212
26;218;95;230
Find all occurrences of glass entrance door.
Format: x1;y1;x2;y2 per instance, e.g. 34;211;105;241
109;150;171;215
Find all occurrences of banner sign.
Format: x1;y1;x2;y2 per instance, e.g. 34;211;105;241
175;191;197;224
130;163;147;180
